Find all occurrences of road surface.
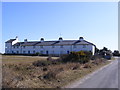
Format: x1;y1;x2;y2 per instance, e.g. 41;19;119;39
65;58;119;88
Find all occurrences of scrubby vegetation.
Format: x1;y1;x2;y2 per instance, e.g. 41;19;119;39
113;50;120;56
2;51;112;88
32;59;61;67
61;51;92;63
94;47;113;60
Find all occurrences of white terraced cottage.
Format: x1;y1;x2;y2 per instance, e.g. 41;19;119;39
5;37;96;56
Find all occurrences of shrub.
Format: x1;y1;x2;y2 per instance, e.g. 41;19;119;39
83;63;92;68
61;51;92;64
42;67;64;80
43;68;48;71
33;59;61;67
71;65;79;70
32;60;52;67
47;56;52;61
35;52;40;56
43;71;56;79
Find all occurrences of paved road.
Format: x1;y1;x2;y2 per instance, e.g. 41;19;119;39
65;58;119;88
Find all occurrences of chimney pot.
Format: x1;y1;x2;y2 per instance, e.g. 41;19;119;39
79;37;84;41
40;38;44;42
24;39;27;42
59;37;63;41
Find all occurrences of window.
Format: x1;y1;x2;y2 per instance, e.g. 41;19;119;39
13;46;15;48
52;51;54;54
83;45;86;48
12;51;14;53
23;46;25;48
60;45;63;48
33;50;35;54
17;51;19;54
40;46;43;48
73;45;76;48
23;51;26;54
17;46;19;48
67;51;69;54
60;51;63;54
52;45;55;48
28;51;30;54
40;51;43;54
33;46;35;48
46;51;48;54
7;50;9;53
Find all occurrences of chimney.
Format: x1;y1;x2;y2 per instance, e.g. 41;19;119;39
79;37;84;41
15;36;18;41
40;38;44;42
59;37;63;41
24;39;27;42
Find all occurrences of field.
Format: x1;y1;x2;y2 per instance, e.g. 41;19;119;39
2;55;112;88
2;55;58;64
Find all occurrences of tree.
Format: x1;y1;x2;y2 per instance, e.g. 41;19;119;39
95;47;99;53
103;47;108;51
113;50;120;56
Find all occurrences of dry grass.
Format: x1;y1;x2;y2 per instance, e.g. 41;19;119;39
2;55;111;88
2;55;58;64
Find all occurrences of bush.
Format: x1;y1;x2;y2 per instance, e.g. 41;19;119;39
61;51;92;64
83;63;92;68
35;52;40;56
71;65;79;70
43;68;48;71
43;72;56;79
33;59;61;67
32;60;52;67
41;68;64;80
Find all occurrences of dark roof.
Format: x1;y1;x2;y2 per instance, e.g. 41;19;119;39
54;40;76;45
21;41;40;46
73;40;81;44
13;42;24;46
52;41;60;45
13;41;41;46
83;40;96;46
10;40;95;46
73;40;95;46
74;40;91;45
5;39;16;43
36;41;56;46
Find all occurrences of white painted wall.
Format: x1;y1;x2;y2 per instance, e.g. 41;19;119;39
5;43;12;53
5;38;95;55
7;44;94;55
5;39;18;54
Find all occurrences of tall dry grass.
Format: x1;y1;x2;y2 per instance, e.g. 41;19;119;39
2;55;109;88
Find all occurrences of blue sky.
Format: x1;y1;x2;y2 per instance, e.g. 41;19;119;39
2;2;118;52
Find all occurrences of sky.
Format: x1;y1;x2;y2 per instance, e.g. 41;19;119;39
1;2;118;53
